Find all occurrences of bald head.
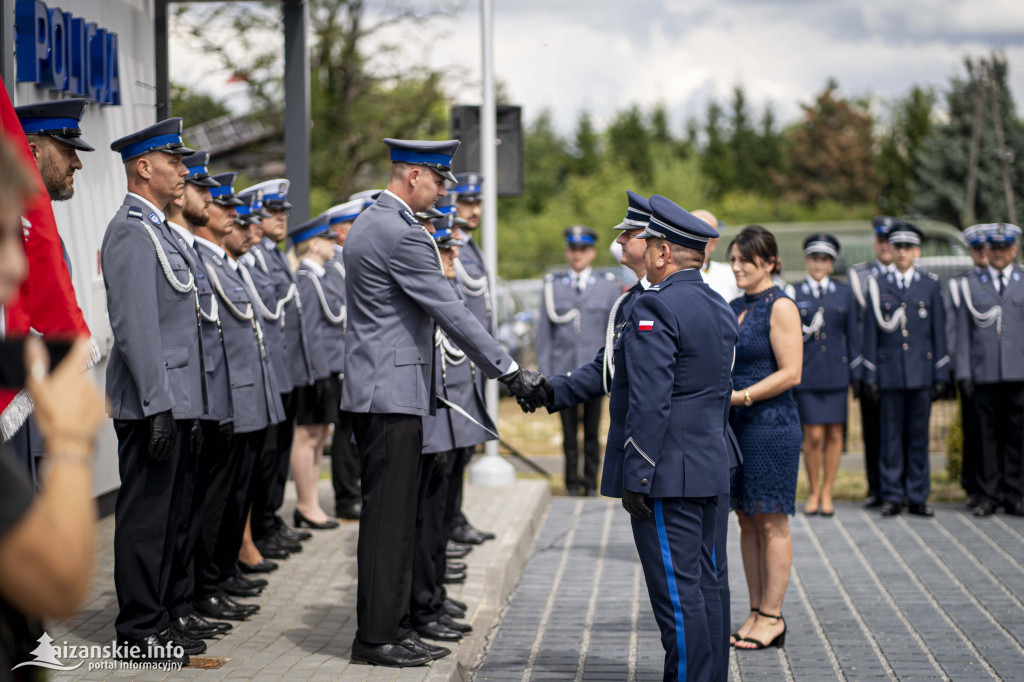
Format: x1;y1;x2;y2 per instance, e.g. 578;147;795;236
693;209;720;262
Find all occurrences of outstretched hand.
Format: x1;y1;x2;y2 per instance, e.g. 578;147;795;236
501;368;553;413
515;375;554;413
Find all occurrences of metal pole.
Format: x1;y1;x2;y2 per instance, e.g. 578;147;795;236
283;0;310;225
1;0;14;99
470;0;515;486
155;0;170;120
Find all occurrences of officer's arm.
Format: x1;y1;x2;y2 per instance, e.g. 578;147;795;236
102;221;175;416
548;347;607;412
861;281;879;384
296;275;328;376
846;287;863;382
620;295;677;495
391;229;515;378
954;286;971;382
931;283;951;382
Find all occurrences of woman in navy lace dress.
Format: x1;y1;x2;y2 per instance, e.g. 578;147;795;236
727;226;803;651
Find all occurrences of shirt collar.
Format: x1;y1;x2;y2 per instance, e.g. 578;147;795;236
127;192;166;224
381;189;414;215
165;220;195;248
988;264;1014;280
301;257;326;277
570;266;592;282
806;275;830;290
896;267;915;283
639;276;651;290
194;235;227;260
876;259;893;273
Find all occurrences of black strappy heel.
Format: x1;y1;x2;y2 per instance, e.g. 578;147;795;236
735;612;786;650
729;608;759;645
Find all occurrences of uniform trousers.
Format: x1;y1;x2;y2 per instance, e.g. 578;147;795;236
632;496;721;682
960;389;982;497
331;380;361;512
352;412;423;644
560;397;603;493
714;489;730;682
858;383;882;498
113;419;194;642
196;428;267;597
973;382;1024;505
411;450;455;627
256;388;299;541
879;389;932;505
446;447;473;533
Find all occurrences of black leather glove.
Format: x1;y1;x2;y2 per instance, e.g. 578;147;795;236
500;368;548;403
189;419;203;455
931;381;949;402
516;376;554;413
850;379;863;397
218;419;234;442
958;379;974;400
431;451;449;477
621;488;652;520
148;410;176;462
864;382;880;402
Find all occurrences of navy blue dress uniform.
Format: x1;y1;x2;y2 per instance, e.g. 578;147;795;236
341;139;528;665
847;216;898;504
947;223;990;503
101;119;204;647
862;223;950;515
788;234;861;424
538;225;622;495
615;196;737;682
955;223;1024;516
322;200;364;519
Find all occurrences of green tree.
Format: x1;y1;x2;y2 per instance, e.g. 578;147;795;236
606;105;654;184
170;84;230;127
877;86;936;213
570;111;600;177
700;99;734;197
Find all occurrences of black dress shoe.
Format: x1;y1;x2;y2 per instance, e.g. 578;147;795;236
175;614;230;639
438;613;473;633
973;501;996;517
470;525;496;541
118;633;189;664
966;494;980;509
254;540;290;560
220;576;263;598
400;631;451;660
163;625;208;655
443;600;466;618
238;559;278;574
908;503;934;517
451;525;487;545
294;509;340;530
880;502;902;516
864;495;884;508
195;593;257;621
1004;501;1024;517
415;620;464;641
233;572;268;589
336;502;361;520
446;541;472;558
444;568;467;584
271;532;303;553
446;596;467;611
448;560;467;572
350;639;432;667
277;525;312;542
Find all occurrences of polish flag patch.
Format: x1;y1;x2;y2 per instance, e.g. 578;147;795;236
638;320;654;331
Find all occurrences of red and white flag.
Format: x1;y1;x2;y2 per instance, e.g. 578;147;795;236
638;320;654;332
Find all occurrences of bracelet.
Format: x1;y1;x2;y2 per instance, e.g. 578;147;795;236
743;389;753;406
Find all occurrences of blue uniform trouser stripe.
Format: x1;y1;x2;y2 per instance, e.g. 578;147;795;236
655;499;688;682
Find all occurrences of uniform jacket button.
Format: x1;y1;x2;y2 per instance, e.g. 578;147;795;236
641;478;648;486
143;399;150;407
903;343;909;350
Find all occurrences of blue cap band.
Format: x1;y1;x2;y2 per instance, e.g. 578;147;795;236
187;165;210;176
20;117;80;133
210;185;234;198
290;224;331;244
118;133;184;162
436;204;457;215
262;192;286;202
329;213;360;224
566;234;596;246
389;148;453;167
452;183;481;194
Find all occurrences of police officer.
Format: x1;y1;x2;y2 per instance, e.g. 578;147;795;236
848;216;898;507
862;222;949;517
620;196;737;682
946;224;990;506
955;223;1024;517
323;199;364;520
538;225;622;496
102;118;201;662
341;138;547;667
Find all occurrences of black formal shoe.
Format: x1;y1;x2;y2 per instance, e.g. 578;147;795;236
220;576;263;598
254;540;290;560
119;633;189;665
966;494;980;509
1004;501;1024;517
582;487;597;497
446;541;472;558
438;613;473;633
880;502;902;516
443;600;466;618
973;501;996;517
444;568;467;584
908;503;934;517
271;532;303;553
219;592;259;614
451;525;487;545
238;559;278;574
175;614;230;639
565;487;579;497
446;596;467;611
415;620;464;641
277;525;312;542
350;639;432;667
163;625;207;655
195;593;257;621
336;502;361;520
448;560;467;572
399;632;451;661
864;495;884;509
294;509;340;530
233;573;268;589
471;525;496;541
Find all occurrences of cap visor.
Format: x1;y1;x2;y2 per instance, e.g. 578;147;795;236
456;192;483;202
636;227;660;239
187;176;220;188
54;135;95;152
439;169;458;183
165;145;196;155
216;196;247;207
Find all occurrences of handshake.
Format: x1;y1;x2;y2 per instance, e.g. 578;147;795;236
499;368;554;413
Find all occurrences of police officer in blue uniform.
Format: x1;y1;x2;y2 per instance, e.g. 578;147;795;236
955;223;1024;517
862;222;949;516
619;195;737;682
102;118;201;662
787;233;860;516
946;224;990;506
538;225;622;496
848;216;897;507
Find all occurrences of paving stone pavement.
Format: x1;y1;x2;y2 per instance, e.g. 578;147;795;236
474;498;1024;681
46;479;550;681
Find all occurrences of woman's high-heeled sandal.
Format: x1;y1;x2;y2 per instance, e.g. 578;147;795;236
735;612;786;650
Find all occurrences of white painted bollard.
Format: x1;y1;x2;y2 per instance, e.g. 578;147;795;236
469;452;516;486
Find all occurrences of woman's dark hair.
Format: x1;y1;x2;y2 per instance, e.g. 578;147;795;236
728;225;781;275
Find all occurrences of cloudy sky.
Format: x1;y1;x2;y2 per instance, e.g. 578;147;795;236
171;0;1024;134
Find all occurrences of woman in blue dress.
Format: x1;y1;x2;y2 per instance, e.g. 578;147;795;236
787;233;860;517
727;225;803;651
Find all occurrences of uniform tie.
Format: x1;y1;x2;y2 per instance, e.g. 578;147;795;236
997;274;1006;295
813;283;821;299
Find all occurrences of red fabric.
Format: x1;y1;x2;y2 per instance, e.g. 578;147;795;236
0;76;90;410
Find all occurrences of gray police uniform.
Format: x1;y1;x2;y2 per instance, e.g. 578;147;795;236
947;266;985;499
341;190;514;645
295;259;336;422
538;268;621;494
103;195;206;644
955;265;1024;508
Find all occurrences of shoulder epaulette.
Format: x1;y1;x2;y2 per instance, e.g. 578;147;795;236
927;271;939;281
400;209;419;226
127;206;144;221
